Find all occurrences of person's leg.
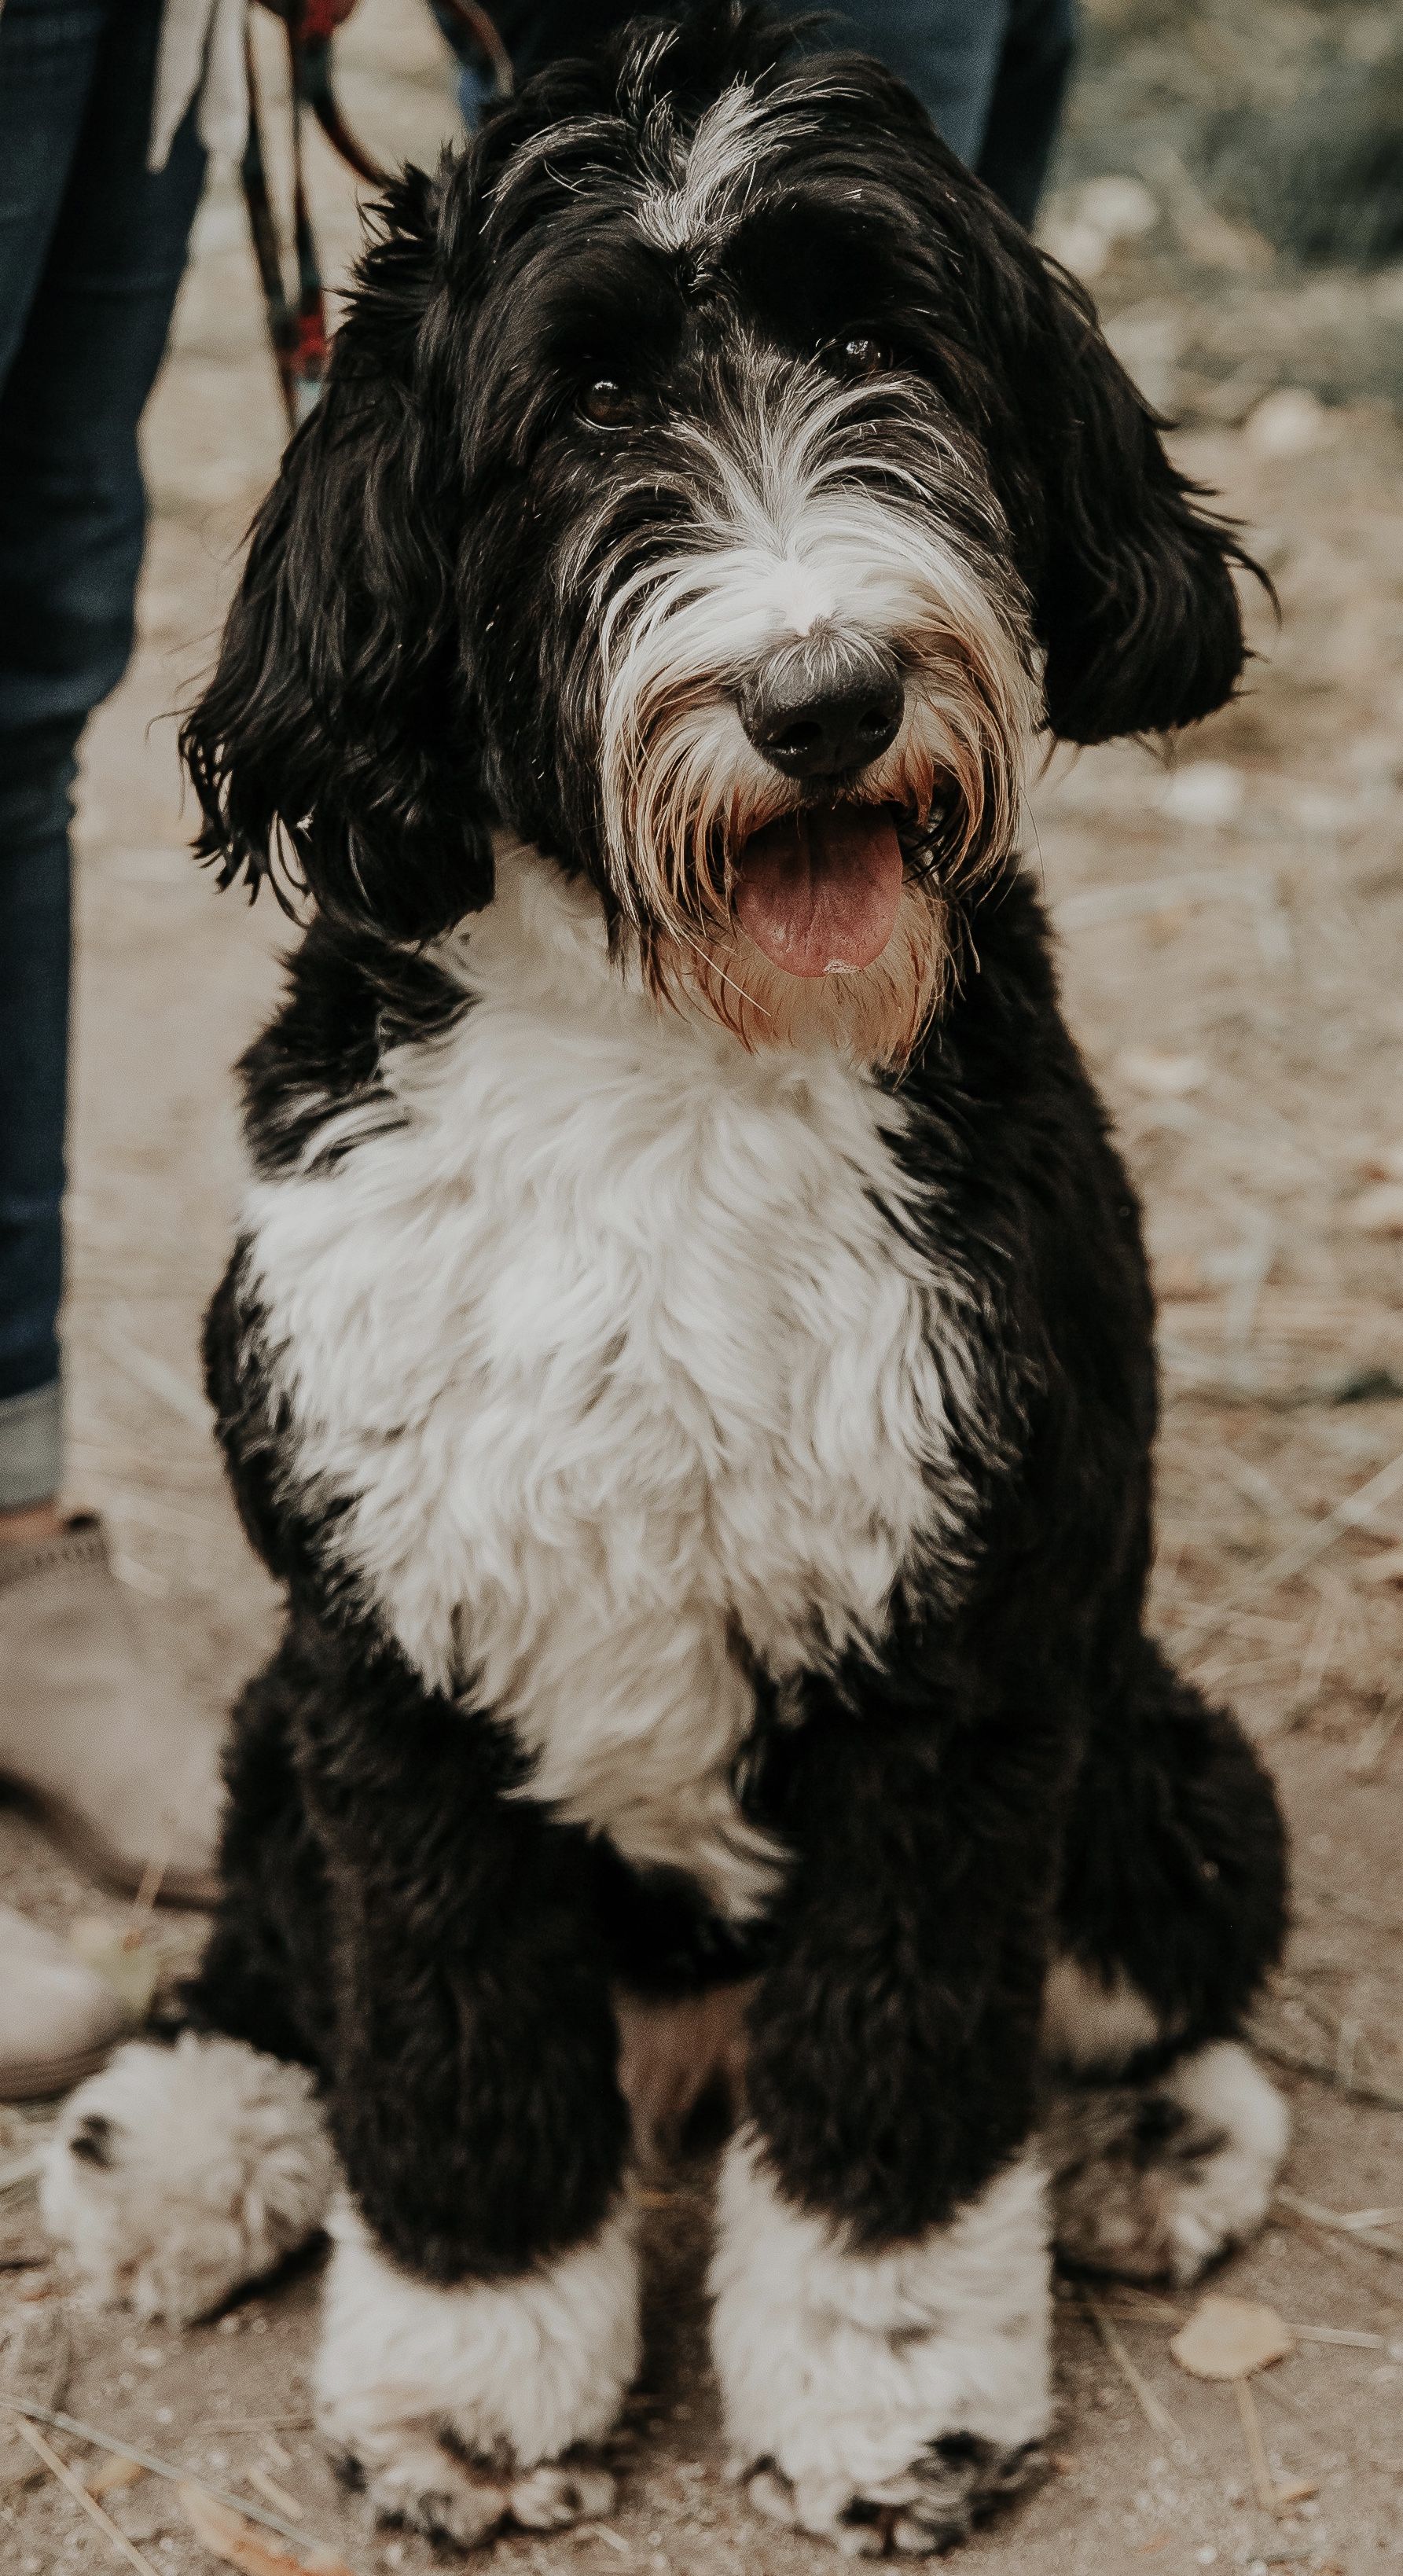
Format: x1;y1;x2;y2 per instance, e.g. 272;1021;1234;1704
828;0;1012;170
0;726;72;1514
828;0;1077;222
0;0;116;1517
0;0;222;1980
0;0;207;1523
975;0;1079;230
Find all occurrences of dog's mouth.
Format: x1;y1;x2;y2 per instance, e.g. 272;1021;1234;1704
733;804;905;979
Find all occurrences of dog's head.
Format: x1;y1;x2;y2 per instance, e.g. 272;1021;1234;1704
185;2;1254;1064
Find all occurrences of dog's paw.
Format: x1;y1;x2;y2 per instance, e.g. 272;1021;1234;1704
1047;2041;1289;2287
337;2434;614;2551
40;2033;334;2324
316;2195;639;2553
746;2432;1045;2556
711;2135;1052;2560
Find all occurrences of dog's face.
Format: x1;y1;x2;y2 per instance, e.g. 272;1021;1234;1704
187;5;1253;1065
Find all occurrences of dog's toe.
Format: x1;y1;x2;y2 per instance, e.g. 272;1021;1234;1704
744;2435;1045;2559
362;2439;510;2549
897;2435;1046;2551
355;2436;613;2552
1047;2041;1289;2287
509;2462;615;2530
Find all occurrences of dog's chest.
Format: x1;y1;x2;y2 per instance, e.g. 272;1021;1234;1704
247;939;968;1913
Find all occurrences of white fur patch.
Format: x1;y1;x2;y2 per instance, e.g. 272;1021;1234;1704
709;2131;1051;2543
1041;1954;1166;2075
314;2194;640;2505
1159;2040;1290;2284
635;81;779;253
244;849;985;1917
41;2034;334;2324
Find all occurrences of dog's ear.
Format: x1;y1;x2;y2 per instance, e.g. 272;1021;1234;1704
996;246;1258;744
182;164;492;940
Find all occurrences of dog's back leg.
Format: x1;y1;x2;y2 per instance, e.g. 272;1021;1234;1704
42;1620;338;2322
1042;1634;1291;2284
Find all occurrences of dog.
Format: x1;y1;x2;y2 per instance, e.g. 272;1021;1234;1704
42;5;1290;2556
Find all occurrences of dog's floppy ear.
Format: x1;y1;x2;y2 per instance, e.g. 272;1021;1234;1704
1001;248;1258;744
182;164;491;940
882;89;1258;748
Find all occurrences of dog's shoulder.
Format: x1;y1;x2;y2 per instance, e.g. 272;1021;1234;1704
237;915;465;1181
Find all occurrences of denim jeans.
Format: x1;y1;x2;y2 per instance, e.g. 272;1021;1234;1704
452;0;1076;230
0;0;207;1506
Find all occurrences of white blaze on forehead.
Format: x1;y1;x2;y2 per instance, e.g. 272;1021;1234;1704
636;82;771;254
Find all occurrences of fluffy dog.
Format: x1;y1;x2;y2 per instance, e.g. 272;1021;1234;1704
44;6;1290;2556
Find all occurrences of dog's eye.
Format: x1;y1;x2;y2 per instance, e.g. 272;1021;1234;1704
825;335;887;380
578;377;636;428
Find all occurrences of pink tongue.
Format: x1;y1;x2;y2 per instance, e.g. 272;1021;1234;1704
734;808;904;978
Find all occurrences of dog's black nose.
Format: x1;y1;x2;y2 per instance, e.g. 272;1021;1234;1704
740;640;905;781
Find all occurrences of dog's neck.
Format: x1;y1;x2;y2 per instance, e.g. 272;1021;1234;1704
437;836;913;1083
436;837;633;1029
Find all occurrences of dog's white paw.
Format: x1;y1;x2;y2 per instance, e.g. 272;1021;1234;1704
1159;2042;1289;2282
40;2033;334;2324
1048;2039;1289;2286
745;2433;1045;2557
345;2439;616;2552
711;2134;1051;2559
315;2196;639;2552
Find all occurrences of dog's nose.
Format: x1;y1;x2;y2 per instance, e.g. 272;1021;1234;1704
740;641;905;781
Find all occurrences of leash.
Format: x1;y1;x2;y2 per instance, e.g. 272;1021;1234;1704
241;0;512;430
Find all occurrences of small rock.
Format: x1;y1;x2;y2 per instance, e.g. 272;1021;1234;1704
1080;175;1159;242
1042;175;1159;277
1162;760;1245;827
1244;388;1327;460
1350;1181;1403;1237
1171;2294;1295;2380
1355;1141;1403;1185
1119;1049;1210;1099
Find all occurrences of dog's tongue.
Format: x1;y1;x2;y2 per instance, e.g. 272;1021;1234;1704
735;808;903;978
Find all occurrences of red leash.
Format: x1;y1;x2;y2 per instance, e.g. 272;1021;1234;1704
241;0;512;431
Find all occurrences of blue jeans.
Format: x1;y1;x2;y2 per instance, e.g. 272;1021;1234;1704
0;0;206;1507
452;0;1076;230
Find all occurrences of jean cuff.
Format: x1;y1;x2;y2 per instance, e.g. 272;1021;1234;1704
0;1379;63;1510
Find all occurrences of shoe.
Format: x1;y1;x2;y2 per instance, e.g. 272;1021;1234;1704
0;1905;131;2100
0;1516;224;1907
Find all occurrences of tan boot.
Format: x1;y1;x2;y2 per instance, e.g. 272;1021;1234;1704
0;1516;224;1906
0;1905;131;2100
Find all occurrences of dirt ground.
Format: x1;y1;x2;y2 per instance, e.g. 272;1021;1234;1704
4;5;1403;2572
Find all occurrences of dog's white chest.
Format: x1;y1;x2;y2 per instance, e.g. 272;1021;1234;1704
245;860;971;1914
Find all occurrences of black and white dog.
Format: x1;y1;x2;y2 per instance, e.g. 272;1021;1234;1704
44;5;1290;2556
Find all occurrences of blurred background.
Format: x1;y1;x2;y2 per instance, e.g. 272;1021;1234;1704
3;6;1403;2572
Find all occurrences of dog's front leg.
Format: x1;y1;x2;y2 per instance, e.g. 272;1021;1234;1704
299;1680;639;2552
711;1679;1060;2558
